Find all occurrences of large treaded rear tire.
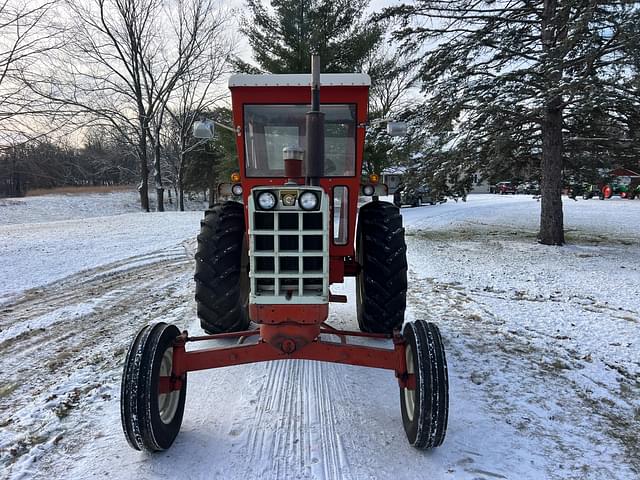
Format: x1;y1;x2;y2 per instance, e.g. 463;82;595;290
356;201;407;333
195;201;250;334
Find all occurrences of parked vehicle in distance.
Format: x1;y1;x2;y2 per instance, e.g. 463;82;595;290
495;181;517;194
618;179;640;199
581;184;602;199
394;185;446;207
583;179;640;200
566;183;590;199
516;182;540;195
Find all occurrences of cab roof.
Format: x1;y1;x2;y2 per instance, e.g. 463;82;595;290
228;73;371;88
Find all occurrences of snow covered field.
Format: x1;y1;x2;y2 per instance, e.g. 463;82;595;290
0;193;638;479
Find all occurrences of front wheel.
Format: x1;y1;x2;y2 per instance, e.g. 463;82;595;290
400;320;449;449
121;323;187;452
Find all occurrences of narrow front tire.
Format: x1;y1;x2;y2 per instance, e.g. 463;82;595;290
121;323;187;452
400;320;449;449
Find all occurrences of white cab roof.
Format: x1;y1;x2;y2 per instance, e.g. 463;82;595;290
229;73;371;87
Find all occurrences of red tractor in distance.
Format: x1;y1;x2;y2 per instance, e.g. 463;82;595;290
120;56;449;454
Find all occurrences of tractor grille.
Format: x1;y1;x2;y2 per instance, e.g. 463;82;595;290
248;187;329;305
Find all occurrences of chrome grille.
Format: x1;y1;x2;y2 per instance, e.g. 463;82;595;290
249;187;329;305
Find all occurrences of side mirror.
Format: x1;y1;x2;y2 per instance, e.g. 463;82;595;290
387;121;408;136
193;120;215;139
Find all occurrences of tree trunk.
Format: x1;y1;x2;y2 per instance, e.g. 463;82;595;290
539;96;565;245
539;0;566;246
156;186;164;211
137;134;150;212
178;173;184;212
153;126;164;212
178;151;185;212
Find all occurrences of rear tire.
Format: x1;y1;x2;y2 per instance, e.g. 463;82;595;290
400;320;448;449
121;323;187;452
356;201;407;333
195;201;250;334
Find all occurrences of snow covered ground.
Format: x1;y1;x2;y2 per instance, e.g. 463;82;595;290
0;193;638;479
0;190;206;304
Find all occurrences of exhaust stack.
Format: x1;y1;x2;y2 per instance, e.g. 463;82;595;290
305;54;324;186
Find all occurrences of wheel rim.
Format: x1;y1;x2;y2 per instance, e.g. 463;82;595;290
158;347;180;424
403;344;416;422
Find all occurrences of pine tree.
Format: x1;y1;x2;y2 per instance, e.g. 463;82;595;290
239;0;382;73
381;0;640;245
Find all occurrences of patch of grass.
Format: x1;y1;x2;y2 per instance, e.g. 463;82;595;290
0;417;13;428
7;434;49;461
46;351;73;372
0;382;19;398
409;224;638;247
53;388;81;419
409;226;538;243
575;388;640;473
26;185;134;197
564;231;639;247
88;353;105;365
0;327;47;353
542;359;572;371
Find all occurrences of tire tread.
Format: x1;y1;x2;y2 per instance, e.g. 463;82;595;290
195;201;250;334
356;201;407;333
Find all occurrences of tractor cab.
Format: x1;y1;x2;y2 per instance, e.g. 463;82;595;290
229;74;371;250
224;73;378;324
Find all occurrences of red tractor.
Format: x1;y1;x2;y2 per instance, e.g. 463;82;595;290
120;56;449;453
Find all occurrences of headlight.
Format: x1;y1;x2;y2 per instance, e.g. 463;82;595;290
257;191;277;210
299;191;319;210
231;184;243;196
362;184;375;196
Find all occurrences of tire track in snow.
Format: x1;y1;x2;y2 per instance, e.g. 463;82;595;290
239;358;352;479
0;243;196;477
0;243;190;328
406;270;640;479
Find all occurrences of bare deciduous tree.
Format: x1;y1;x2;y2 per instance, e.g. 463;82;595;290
0;1;63;145
164;35;232;211
24;0;233;211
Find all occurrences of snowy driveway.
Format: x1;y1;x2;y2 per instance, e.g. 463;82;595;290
0;194;638;479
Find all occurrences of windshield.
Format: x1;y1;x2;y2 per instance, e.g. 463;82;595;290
244;104;356;177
